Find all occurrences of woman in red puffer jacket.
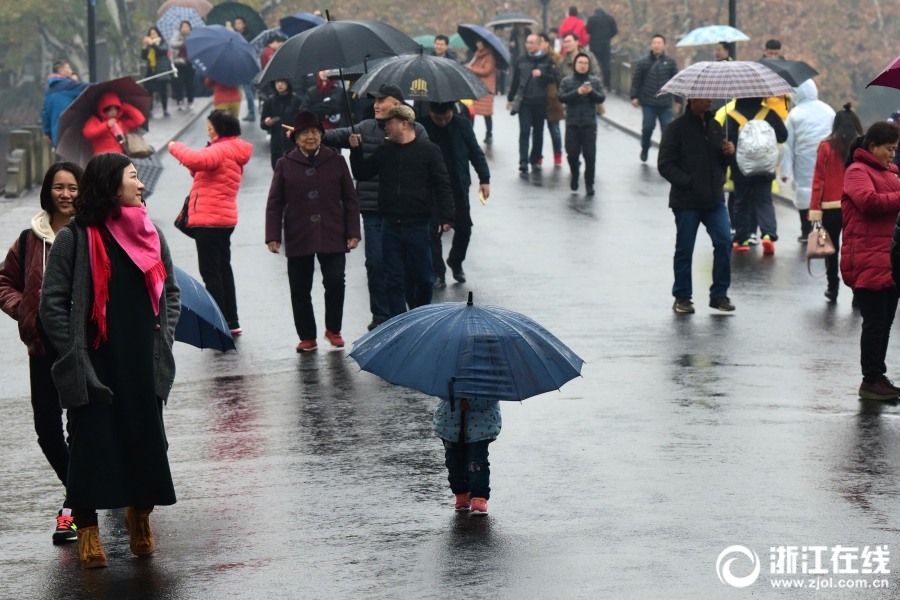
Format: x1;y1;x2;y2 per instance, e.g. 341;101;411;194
168;109;252;334
840;121;900;401
82;92;146;156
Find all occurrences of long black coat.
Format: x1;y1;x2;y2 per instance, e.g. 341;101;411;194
260;86;303;158
658;109;729;211
586;10;618;55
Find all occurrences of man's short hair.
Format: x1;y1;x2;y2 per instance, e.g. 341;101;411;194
435;34;449;44
765;39;781;50
550;27;559;34
568;6;578;16
233;16;245;24
717;41;729;51
539;32;550;43
52;61;68;73
431;101;455;114
563;32;579;42
652;33;666;43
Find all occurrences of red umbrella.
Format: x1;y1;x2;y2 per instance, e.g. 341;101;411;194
157;0;213;18
56;77;152;167
867;55;900;89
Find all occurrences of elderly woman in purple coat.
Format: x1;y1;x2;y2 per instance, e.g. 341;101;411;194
265;111;361;352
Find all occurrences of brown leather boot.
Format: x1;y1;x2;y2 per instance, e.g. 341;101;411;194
124;507;155;556
77;525;108;568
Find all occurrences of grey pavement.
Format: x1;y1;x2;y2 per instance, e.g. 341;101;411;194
0;98;897;598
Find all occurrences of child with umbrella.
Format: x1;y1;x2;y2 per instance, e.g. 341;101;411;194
81;93;146;156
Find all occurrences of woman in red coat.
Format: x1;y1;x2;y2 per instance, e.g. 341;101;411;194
809;103;863;302
168;110;253;334
840;121;900;400
82;92;146;156
265;111;360;352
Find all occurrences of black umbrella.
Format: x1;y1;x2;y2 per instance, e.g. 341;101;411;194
205;2;267;40
326;57;390;81
756;58;819;87
279;12;326;38
352;52;491;103
484;12;537;28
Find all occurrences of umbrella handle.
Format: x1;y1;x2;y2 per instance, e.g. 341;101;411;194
136;68;178;84
337;67;357;134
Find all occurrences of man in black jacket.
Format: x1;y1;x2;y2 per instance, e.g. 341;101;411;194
422;102;491;288
507;34;558;172
630;34;680;163
350;105;455;317
586;6;618;89
658;98;736;314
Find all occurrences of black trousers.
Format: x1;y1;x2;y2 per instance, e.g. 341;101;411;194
821;208;843;293
30;351;69;488
194;227;239;329
431;186;472;278
144;78;169;112
565;124;597;184
172;64;195;103
856;286;899;383
595;46;612;89
287;253;346;340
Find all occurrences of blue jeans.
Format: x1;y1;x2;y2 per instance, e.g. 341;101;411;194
242;83;256;116
641;105;673;151
362;212;389;322
672;203;732;299
518;102;546;166
381;221;434;317
547;120;562;155
443;439;491;500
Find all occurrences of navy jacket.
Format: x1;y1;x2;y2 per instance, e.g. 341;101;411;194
420;114;490;191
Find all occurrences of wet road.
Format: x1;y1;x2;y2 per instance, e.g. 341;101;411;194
1;101;899;599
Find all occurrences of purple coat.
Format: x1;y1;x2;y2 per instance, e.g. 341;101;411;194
265;145;361;257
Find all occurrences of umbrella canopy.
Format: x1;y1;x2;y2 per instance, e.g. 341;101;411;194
350;293;583;402
676;25;749;47
484;12;537;28
56;77;152;167
449;33;465;48
867;55;900;89
279;12;326;38
353;52;491;103
205;1;267;40
756;58;819;87
186;25;259;87
259;20;420;87
457;24;510;70
326;56;390;81
156;6;205;44
250;27;287;56
658;61;794;99
174;266;235;352
156;0;212;18
414;35;436;50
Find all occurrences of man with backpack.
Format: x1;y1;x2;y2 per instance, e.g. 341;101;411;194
725;97;788;254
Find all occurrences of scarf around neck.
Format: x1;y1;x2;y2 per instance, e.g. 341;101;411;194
88;205;166;348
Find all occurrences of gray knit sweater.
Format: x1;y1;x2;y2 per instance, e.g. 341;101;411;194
39;221;181;409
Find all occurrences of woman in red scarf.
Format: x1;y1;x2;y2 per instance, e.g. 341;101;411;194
303;70;349;130
39;152;181;569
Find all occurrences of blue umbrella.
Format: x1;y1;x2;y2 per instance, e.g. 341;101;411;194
676;25;749;47
186;24;260;87
279;12;326;38
349;293;583;402
457;24;510;70
156;6;205;44
174;266;235;352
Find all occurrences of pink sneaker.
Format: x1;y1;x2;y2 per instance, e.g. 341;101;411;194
454;493;471;512
296;340;318;352
324;330;345;348
230;328;242;336
470;497;488;516
554;152;562;166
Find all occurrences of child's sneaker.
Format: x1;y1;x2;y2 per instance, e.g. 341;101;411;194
454;493;471;512
470;497;488;516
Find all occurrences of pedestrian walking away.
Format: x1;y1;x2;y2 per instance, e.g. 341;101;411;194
540;33;565;166
630;34;680;163
322;83;431;331
466;40;497;145
840;122;900;400
658;98;736;314
586;6;618;89
206;77;242;118
168;110;253;334
780;80;835;243
260;79;302;169
558;6;589;52
141;27;173;117
506;34;558;172
558;53;605;195
349;104;455;318
809;103;863;302
0;162;83;544
42;61;89;149
39;153;181;568
81;93;147;157
265;111;361;353
169;21;196;111
422;102;490;288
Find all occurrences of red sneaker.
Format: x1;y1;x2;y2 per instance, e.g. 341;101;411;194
554;152;562;166
470;497;488;516
761;235;775;255
324;330;345;348
537;158;543;166
296;340;318;352
230;328;242;336
454;493;471;512
733;242;750;253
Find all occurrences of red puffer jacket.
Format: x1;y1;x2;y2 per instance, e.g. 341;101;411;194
808;139;846;220
840;148;900;291
169;136;254;228
81;92;146;156
0;229;53;356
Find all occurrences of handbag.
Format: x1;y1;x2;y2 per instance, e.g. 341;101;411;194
124;131;154;159
806;223;835;277
174;195;195;238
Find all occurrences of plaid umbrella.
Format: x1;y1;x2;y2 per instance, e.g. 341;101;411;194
133;153;164;199
156;0;213;19
676;25;749;47
658;61;793;99
157;6;205;44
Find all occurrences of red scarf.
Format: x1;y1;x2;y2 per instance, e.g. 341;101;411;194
88;205;166;348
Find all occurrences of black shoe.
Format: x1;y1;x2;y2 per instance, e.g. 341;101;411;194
242;114;255;122
709;296;736;311
570;172;579;191
446;261;466;283
519;163;528;173
484;135;493;145
798;235;808;243
824;288;838;303
434;276;447;289
367;317;387;331
673;298;694;314
640;148;649;162
586;183;595;196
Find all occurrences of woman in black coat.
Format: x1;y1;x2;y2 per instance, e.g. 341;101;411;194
261;79;303;169
141;26;173;117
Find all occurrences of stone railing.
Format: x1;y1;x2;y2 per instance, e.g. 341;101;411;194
4;126;53;198
609;52;633;98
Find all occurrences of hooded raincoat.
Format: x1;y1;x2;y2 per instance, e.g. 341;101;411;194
780;80;836;210
81;92;146;156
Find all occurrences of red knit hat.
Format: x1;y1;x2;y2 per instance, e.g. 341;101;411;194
290;110;324;141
